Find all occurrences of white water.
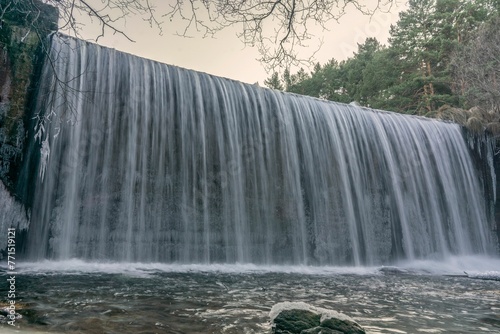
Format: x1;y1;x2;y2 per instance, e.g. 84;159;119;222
2;258;499;333
25;33;497;265
8;255;500;278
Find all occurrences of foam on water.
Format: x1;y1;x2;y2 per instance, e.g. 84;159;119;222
394;255;500;276
1;262;498;333
10;259;379;276
269;301;354;322
7;255;499;278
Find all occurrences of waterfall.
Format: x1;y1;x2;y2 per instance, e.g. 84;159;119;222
25;34;497;265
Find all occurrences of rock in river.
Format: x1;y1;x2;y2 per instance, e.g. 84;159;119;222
270;302;366;334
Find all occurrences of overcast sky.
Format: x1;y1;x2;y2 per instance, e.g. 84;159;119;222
74;1;406;85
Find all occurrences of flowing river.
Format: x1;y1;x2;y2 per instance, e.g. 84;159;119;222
1;258;499;333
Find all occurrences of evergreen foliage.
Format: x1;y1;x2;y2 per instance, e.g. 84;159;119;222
266;0;499;116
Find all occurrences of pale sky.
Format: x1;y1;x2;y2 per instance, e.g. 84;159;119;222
73;1;406;85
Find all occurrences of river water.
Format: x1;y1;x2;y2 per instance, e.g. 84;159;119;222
1;257;499;333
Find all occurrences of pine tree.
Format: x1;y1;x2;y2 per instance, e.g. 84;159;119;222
388;0;493;114
264;72;284;90
342;38;383;105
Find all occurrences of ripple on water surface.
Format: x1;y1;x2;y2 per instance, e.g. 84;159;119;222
1;257;499;333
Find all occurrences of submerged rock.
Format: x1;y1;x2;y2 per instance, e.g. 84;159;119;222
321;318;365;334
301;326;344;334
480;314;500;328
0;302;51;326
270;302;366;334
273;309;321;333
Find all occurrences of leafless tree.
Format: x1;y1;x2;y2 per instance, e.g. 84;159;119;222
1;0;162;41
0;0;399;150
1;0;397;70
164;0;396;69
451;16;500;114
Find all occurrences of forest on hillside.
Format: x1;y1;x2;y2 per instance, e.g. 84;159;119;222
265;0;500;134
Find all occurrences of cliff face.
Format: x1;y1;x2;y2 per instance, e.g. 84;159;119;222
486;140;499;251
463;130;500;251
0;0;58;194
487;140;499;250
495;145;500;247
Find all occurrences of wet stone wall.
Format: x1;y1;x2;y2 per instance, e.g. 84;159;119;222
0;0;57;194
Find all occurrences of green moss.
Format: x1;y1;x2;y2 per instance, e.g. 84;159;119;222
0;0;58;192
0;0;57;143
466;117;484;134
486;122;500;137
1;26;36;139
434;105;468;125
273;309;321;334
301;327;343;334
0;0;58;31
320;318;366;334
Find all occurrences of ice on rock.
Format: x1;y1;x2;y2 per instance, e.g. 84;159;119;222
0;182;29;251
269;301;354;323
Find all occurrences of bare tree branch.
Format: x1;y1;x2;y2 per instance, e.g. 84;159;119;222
451;16;500;114
1;0;397;71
